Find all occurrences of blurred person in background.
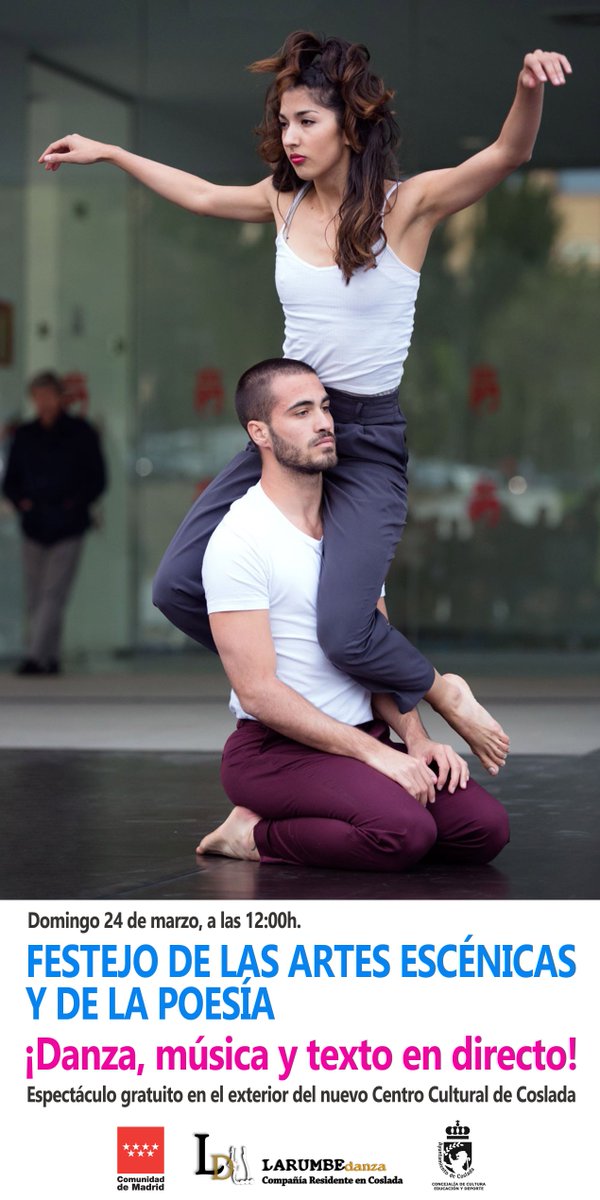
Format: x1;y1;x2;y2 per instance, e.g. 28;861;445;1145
2;370;106;675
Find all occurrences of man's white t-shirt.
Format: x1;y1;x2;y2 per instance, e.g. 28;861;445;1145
202;482;373;725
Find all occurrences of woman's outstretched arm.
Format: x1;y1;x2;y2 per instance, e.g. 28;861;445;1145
393;49;572;249
38;134;275;221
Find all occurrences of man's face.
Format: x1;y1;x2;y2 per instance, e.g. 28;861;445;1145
30;385;64;426
262;372;337;474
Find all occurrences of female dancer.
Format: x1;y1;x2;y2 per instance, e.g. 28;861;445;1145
40;33;571;774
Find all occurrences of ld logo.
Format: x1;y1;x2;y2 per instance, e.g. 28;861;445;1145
194;1134;253;1184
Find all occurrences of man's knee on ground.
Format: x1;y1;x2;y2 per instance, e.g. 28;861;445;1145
364;808;437;872
470;803;510;865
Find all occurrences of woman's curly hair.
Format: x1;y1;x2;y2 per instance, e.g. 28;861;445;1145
249;30;401;282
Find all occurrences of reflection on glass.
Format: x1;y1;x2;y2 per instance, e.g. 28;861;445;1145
390;170;600;648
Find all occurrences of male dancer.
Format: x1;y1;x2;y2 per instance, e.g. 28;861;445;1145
198;358;509;871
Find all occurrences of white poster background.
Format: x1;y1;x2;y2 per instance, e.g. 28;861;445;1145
4;898;596;1197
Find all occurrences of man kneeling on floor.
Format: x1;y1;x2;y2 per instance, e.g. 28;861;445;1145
198;358;509;871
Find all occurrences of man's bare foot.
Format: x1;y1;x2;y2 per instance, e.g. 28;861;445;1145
196;807;260;861
425;672;510;775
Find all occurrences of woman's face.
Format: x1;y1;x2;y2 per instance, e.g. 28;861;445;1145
278;86;350;181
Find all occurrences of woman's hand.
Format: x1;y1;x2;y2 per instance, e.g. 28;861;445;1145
39;134;111;172
519;49;572;90
36;136;275;221
396;46;573;239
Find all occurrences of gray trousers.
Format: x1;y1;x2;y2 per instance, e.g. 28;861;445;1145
22;535;84;664
153;388;435;712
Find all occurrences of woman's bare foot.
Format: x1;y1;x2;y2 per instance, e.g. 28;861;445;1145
425;672;510;775
196;807;261;861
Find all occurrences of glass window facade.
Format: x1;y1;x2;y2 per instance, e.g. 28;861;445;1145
1;60;132;658
0;13;598;664
388;170;600;650
134;192;281;645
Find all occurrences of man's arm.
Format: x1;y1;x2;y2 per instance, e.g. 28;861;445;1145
372;599;469;794
209;608;438;805
371;693;469;795
1;431;26;508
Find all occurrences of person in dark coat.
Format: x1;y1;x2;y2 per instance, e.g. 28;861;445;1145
2;371;106;674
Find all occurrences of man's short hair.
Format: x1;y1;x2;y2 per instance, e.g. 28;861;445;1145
235;358;316;430
28;370;64;395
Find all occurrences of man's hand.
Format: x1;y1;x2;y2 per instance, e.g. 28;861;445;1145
371;692;469;795
365;740;438;808
403;734;470;795
520;49;572;90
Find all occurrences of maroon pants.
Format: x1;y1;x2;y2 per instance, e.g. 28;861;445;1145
221;721;509;873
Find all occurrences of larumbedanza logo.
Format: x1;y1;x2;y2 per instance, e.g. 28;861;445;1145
195;1133;253;1184
194;1135;402;1185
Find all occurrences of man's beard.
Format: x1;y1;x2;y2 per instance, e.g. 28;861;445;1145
268;426;337;474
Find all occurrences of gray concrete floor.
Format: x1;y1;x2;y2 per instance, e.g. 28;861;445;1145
0;654;598;755
1;652;598;901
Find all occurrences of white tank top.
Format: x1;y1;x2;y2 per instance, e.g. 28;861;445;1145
275;181;420;396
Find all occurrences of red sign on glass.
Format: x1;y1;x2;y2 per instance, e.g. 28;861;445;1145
469;364;501;413
194;477;214;497
195;367;225;415
62;371;89;413
468;479;501;526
